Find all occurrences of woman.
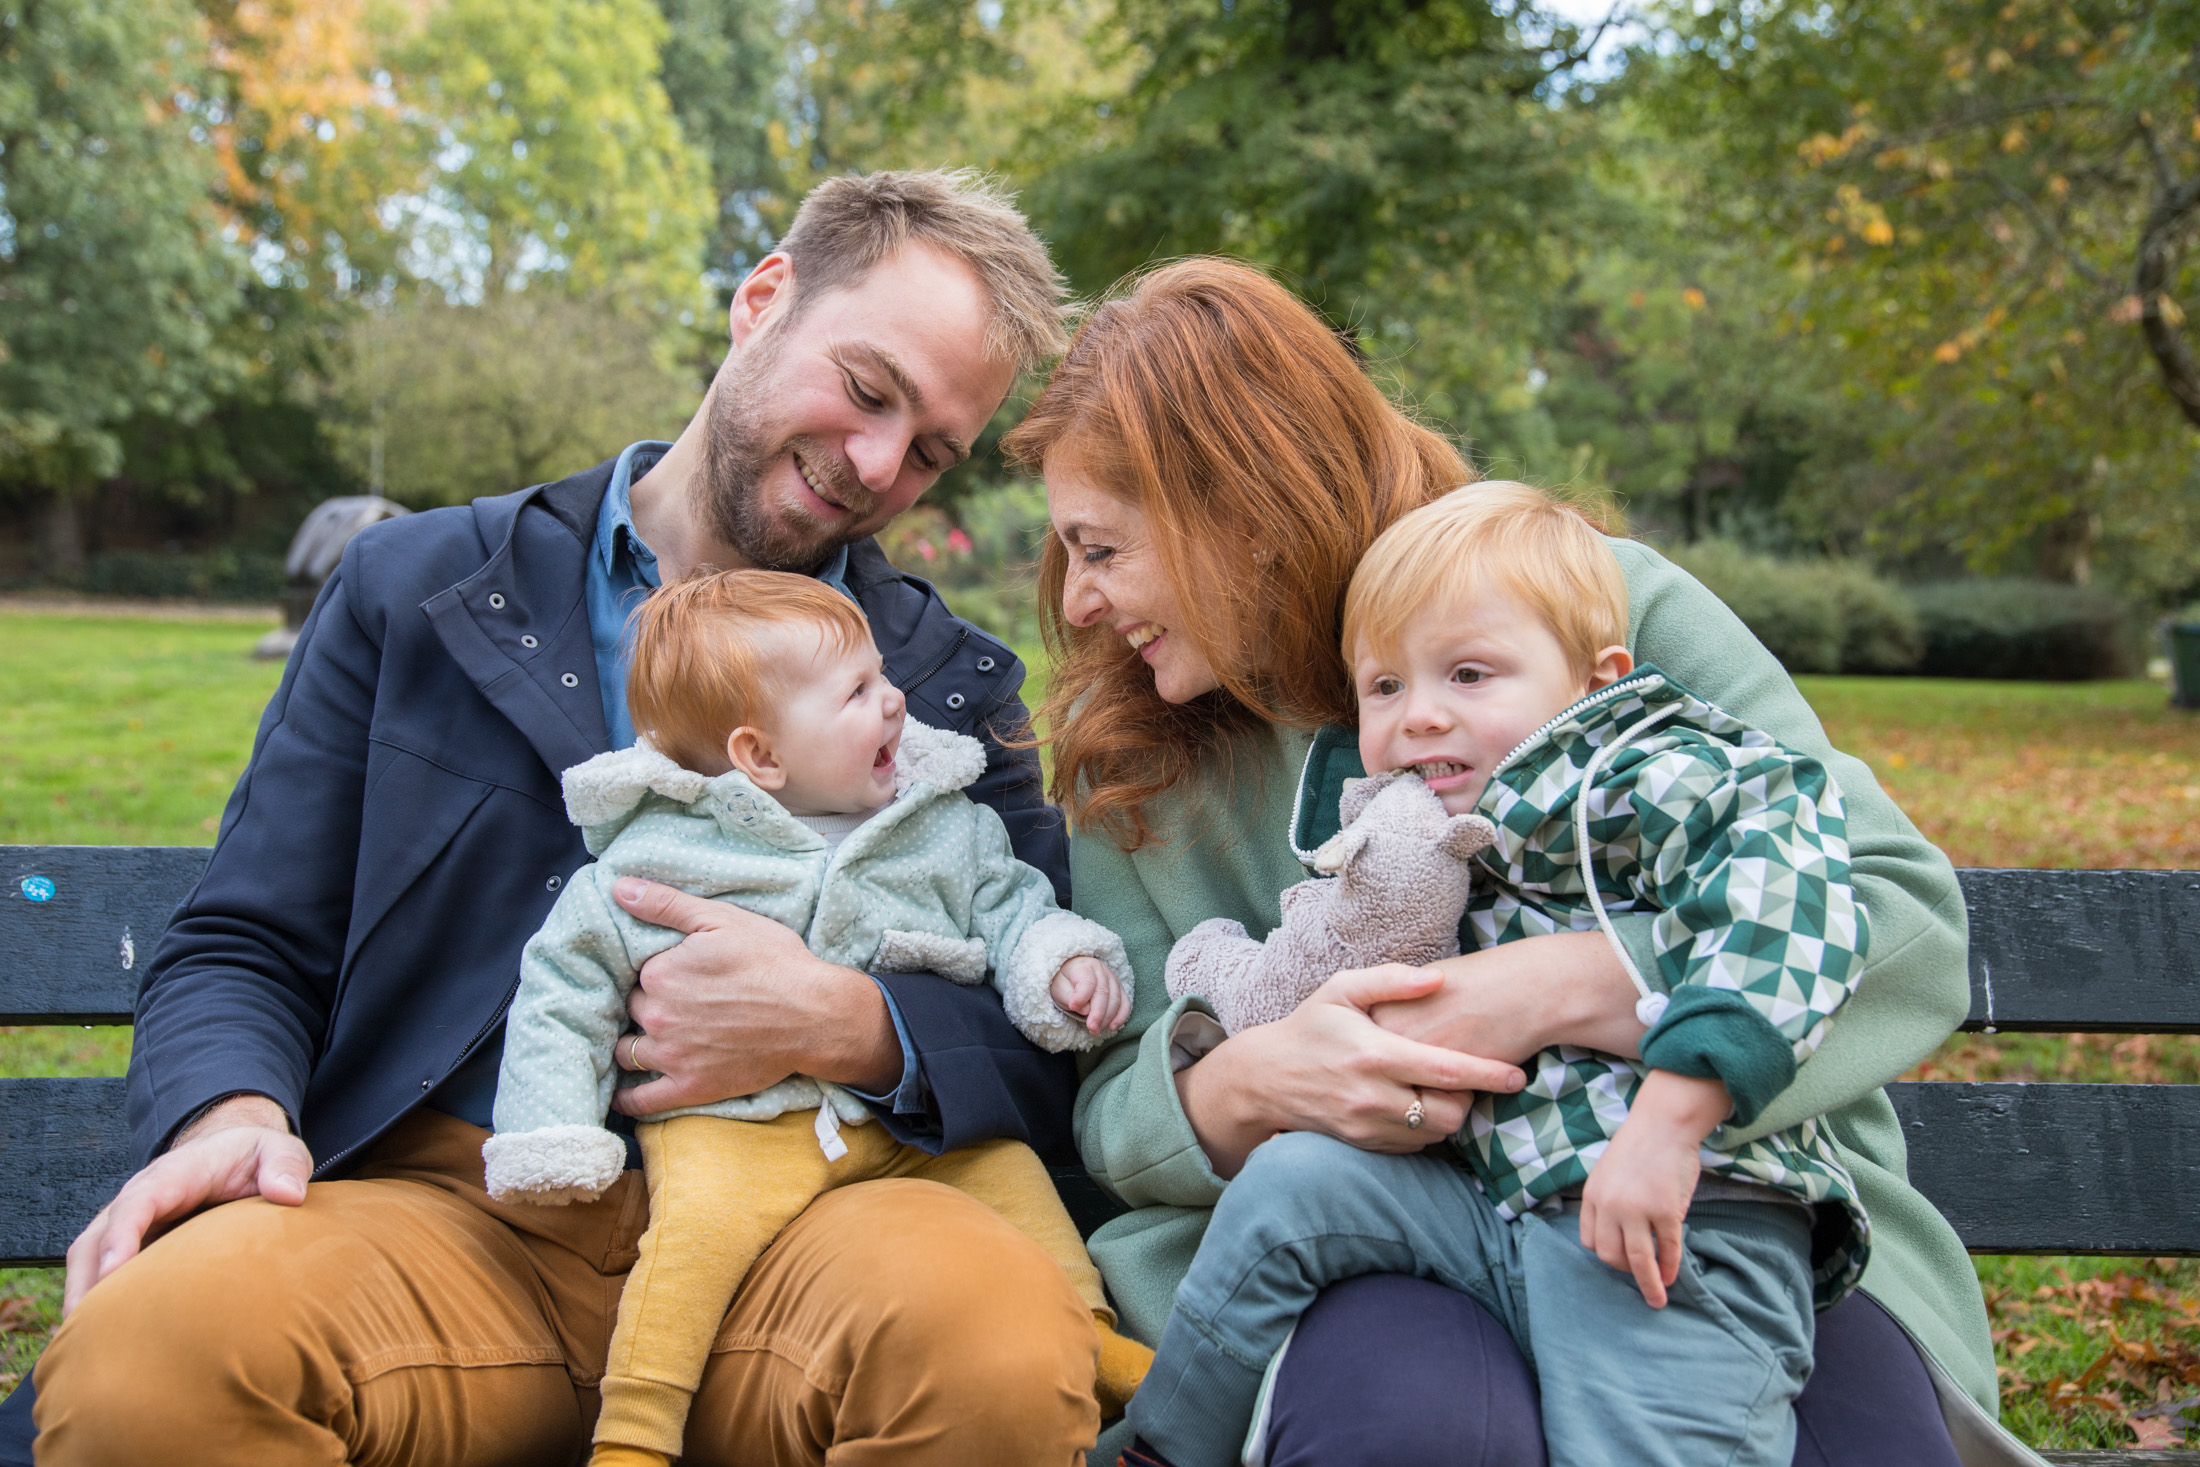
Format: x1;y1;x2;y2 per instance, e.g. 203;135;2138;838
1007;259;2036;1467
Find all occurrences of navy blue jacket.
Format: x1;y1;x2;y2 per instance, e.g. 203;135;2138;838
126;459;1076;1176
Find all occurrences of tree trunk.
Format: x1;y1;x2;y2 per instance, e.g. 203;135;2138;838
2033;507;2095;586
2134;156;2200;432
41;490;86;578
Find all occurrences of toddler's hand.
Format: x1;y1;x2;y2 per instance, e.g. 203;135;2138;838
1052;955;1131;1036
1576;1070;1730;1308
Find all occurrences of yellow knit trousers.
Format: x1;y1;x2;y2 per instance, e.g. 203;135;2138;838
591;1111;1151;1466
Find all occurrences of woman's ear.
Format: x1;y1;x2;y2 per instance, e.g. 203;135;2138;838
1585;645;1635;693
725;726;787;790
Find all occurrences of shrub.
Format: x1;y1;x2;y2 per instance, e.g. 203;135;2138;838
1907;580;2136;681
76;550;286;602
1662;541;1918;675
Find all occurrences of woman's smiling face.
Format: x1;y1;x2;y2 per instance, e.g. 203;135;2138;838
1047;460;1223;705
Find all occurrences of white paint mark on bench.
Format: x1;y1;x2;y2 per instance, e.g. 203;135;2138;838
119;928;134;971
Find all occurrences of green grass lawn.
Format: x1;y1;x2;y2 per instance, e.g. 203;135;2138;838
3;609;2197;1445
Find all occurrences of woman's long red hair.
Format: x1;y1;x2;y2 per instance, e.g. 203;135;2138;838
1005;258;1473;849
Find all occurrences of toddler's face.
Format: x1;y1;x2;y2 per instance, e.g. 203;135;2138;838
752;627;907;815
1353;591;1602;816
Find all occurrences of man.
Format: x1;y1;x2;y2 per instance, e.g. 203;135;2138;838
10;171;1100;1465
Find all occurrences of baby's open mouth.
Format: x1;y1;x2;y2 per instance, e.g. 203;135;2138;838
873;742;895;771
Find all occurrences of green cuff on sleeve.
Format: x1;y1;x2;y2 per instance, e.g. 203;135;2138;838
1639;986;1797;1128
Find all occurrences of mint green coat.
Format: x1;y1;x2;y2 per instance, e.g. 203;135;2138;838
1069;539;2044;1465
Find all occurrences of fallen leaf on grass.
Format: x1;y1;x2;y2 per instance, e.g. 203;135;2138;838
2129;1414;2178;1448
0;1298;37;1334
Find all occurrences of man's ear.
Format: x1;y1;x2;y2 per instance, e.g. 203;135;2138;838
728;253;794;350
725;726;787;790
1585;645;1634;693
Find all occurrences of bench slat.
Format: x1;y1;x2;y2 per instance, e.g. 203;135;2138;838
1957;868;2200;1033
1886;1081;2200;1255
0;846;207;1024
0;1077;133;1265
4;1078;2189;1265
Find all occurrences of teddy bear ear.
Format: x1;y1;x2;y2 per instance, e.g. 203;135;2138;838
1311;826;1369;876
1438;814;1499;860
1338;768;1406;828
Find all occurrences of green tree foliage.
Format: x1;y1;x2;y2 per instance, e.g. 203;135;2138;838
0;0;243;565
1645;0;2200;596
328;290;691;508
375;0;714;318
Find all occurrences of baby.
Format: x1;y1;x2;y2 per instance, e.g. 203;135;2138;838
1129;484;1872;1467
482;569;1148;1467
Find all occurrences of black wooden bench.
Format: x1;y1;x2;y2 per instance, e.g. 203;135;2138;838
4;846;2197;1464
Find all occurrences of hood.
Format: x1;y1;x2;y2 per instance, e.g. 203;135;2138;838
558;718;988;854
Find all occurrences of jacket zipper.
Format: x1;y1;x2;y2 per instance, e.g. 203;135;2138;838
1489;670;1667;780
312;972;524;1180
895;625;968;696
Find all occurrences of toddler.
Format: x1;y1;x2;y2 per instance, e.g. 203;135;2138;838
483;570;1148;1467
1129;484;1872;1467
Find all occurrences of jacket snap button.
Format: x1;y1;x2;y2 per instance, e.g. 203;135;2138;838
546;874;562;891
560;672;579;688
976;656;995;672
945;692;966;710
420;1078;431;1090
488;593;506;610
521;634;538;649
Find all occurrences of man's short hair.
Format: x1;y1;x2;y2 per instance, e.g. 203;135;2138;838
774;169;1071;372
1344;481;1630;680
627;569;873;772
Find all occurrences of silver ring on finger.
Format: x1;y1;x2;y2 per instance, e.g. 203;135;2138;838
1404;1092;1426;1130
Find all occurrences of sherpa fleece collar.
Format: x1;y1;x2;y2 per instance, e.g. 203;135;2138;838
558;718;989;854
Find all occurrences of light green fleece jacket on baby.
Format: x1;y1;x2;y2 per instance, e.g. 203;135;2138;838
1069;539;2047;1466
483;718;1130;1206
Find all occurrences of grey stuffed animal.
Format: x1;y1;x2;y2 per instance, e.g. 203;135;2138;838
1164;770;1500;1034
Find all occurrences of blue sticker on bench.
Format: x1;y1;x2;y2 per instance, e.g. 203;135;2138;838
19;875;54;903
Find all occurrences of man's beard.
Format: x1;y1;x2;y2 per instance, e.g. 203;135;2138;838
699;340;880;573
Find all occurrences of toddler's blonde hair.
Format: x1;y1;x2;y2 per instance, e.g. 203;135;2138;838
627;569;872;772
1343;482;1629;680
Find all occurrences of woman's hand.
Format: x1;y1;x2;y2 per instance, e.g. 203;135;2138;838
1371;930;1648;1063
1177;965;1526;1179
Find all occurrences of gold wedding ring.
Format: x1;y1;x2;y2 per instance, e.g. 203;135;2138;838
1404;1093;1426;1130
621;1034;641;1071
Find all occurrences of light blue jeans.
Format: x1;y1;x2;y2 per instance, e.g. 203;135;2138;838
1130;1132;1818;1467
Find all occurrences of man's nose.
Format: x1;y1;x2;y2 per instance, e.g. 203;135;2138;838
844;427;911;494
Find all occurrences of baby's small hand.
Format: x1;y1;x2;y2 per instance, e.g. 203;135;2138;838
1051;955;1131;1035
1577;1071;1729;1309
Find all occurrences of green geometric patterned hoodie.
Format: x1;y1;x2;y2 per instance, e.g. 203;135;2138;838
1460;665;1871;1307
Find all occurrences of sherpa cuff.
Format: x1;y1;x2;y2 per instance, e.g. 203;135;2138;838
1639;986;1799;1128
482;1124;628;1205
1003;912;1134;1054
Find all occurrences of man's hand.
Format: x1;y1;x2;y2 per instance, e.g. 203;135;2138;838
1577;1070;1731;1308
609;877;902;1115
1051;955;1131;1035
63;1094;309;1317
